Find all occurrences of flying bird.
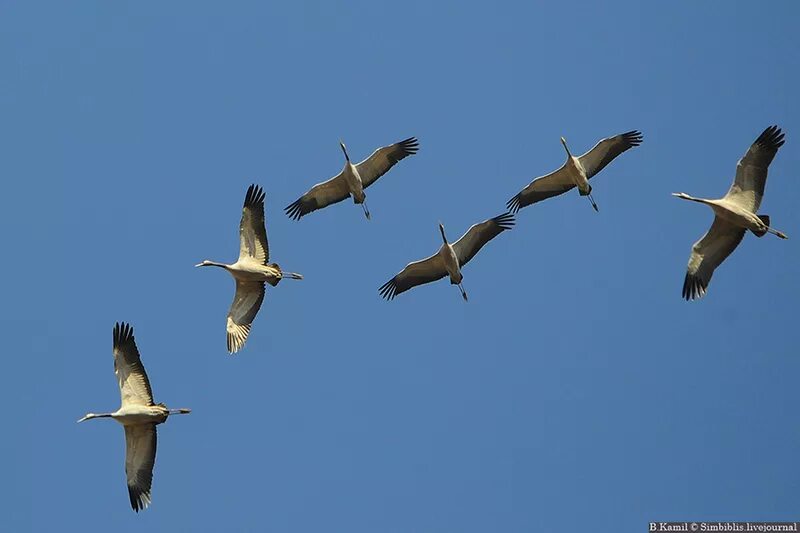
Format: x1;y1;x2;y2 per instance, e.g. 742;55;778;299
507;130;643;213
197;184;303;353
379;213;515;301
674;125;788;301
285;137;419;220
78;323;191;512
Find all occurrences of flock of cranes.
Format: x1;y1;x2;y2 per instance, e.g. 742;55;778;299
79;126;788;512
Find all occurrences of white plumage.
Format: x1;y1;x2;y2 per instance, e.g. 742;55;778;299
197;184;303;353
674;125;788;301
78;322;191;512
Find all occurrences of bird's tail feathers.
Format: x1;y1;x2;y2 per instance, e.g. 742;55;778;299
752;215;770;237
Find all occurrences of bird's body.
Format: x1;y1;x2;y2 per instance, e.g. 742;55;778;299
563;149;591;196
285;137;419;220
197;184;303;353
341;159;367;205
441;241;463;286
103;404;170;425
379;213;515;301
675;125;788;301
507;131;643;213
79;323;190;512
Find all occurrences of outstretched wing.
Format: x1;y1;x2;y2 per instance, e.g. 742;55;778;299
452;213;515;267
124;424;157;512
506;167;573;213
226;281;265;353
113;322;154;407
284;173;350;220
682;217;746;301
356;137;419;188
725;125;785;213
578;130;643;179
379;253;447;300
238;184;270;264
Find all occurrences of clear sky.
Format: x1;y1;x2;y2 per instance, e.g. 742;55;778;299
2;2;798;531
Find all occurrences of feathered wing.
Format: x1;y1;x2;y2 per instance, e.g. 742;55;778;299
284;173;350;220
452;213;515;267
226;280;266;353
578;130;643;179
725;125;785;213
356;137;419;188
124;424;157;512
113;322;155;407
379;253;447;300
239;184;269;264
506;167;573;213
682;217;746;301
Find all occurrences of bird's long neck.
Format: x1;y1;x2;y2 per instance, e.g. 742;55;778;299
82;412;114;422
439;225;448;245
561;138;573;158
674;193;708;204
203;261;230;269
340;142;350;162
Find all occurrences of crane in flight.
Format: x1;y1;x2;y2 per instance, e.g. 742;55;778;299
197;184;303;353
507;130;643;213
379;213;514;301
674;125;788;301
78;323;191;512
285;137;419;220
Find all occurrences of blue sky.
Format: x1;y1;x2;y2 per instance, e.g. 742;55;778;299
2;2;799;531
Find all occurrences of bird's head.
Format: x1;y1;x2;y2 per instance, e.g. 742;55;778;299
195;260;213;267
671;192;692;201
438;221;447;243
339;139;350;162
77;413;96;423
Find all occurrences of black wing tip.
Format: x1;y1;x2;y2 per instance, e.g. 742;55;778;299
506;194;522;214
398;136;420;156
681;273;707;301
283;199;305;220
622;130;644;147
756;125;785;150
378;279;398;300
128;485;150;512
113;322;134;348
244;184;266;208
492;212;516;230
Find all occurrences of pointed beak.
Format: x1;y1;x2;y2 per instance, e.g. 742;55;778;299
671;193;682;198
560;137;567;145
195;262;204;267
77;415;90;423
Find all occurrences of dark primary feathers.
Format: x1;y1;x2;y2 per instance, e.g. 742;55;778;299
725;125;785;212
226;281;266;354
357;137;419;188
113;322;155;406
452;212;515;267
285;137;419;220
579;130;643;179
379;253;446;300
507;130;642;213
379;213;514;300
682;218;746;301
125;424;157;512
239;184;270;264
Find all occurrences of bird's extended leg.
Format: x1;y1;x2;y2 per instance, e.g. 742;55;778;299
457;282;468;302
768;227;789;239
587;193;599;212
